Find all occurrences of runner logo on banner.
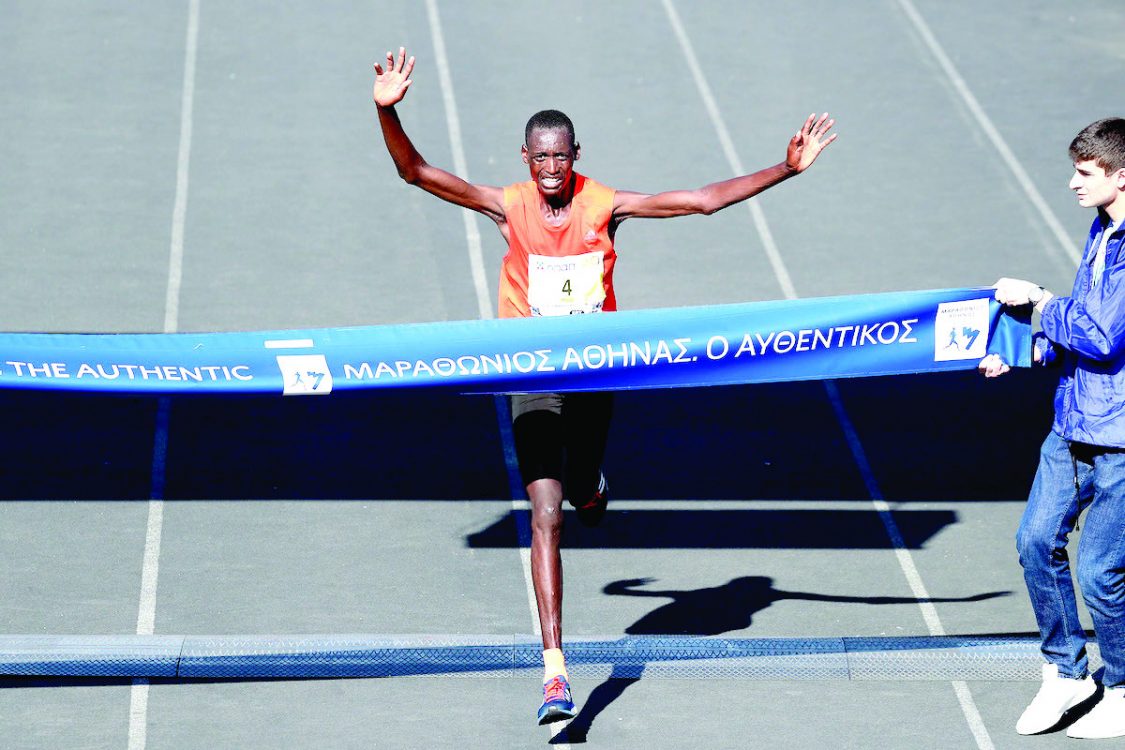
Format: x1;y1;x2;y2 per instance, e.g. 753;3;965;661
275;354;333;396
933;298;989;362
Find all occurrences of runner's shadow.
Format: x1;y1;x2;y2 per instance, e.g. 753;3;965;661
553;576;1009;743
551;665;638;744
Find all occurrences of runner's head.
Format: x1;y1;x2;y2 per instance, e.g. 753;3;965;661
1069;118;1125;212
522;110;580;199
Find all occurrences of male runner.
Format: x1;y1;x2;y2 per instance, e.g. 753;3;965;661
373;46;837;725
981;117;1125;740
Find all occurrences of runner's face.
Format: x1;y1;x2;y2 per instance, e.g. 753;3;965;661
522;127;579;197
1070;159;1125;210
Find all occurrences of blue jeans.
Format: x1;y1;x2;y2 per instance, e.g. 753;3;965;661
1017;430;1125;687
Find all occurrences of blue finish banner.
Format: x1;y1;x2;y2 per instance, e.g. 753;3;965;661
0;288;1029;395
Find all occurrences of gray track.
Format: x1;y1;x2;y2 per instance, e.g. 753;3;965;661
2;1;1124;748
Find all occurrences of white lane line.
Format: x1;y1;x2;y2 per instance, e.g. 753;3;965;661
424;0;494;321
896;0;1079;268
664;3;993;747
422;0;536;624
423;0;566;742
128;1;199;749
896;1;1084;742
136;397;171;639
126;681;150;750
162;0;201;336
660;0;798;301
830;381;993;748
823;381;944;634
953;679;997;750
494;397;541;635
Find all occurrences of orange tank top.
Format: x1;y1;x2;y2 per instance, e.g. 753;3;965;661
498;174;617;319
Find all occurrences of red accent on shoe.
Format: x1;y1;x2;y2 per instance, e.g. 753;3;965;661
543;675;568;702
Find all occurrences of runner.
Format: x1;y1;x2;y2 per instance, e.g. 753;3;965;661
981;117;1125;740
372;46;837;725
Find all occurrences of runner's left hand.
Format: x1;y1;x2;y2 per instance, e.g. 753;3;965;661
786;113;837;172
373;47;415;108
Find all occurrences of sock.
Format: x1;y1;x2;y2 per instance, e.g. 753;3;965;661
543;648;568;682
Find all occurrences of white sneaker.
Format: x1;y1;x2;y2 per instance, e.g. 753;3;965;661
1067;686;1125;739
1015;663;1097;735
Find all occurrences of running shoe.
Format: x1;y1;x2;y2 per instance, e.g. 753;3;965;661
1067;686;1125;739
1016;663;1097;735
537;674;576;725
574;472;608;527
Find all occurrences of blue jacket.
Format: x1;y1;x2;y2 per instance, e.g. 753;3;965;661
1039;213;1125;447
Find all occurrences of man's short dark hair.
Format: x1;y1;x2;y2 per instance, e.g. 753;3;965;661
1069;118;1125;173
525;110;576;147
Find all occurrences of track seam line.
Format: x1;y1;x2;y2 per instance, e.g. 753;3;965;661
896;0;1078;269
886;2;1098;746
423;0;493;322
890;2;1084;744
663;2;993;747
423;0;566;742
127;1;199;748
660;0;797;301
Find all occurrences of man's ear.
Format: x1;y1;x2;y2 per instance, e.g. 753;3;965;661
1116;167;1125;190
521;144;529;165
574;141;581;161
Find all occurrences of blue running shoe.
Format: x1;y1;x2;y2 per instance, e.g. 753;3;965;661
537;675;576;725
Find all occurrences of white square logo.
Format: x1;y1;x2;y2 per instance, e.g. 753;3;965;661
934;298;989;361
276;354;333;395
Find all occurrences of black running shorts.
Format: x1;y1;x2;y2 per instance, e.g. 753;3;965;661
510;392;614;503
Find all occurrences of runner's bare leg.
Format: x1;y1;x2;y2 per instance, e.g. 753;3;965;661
528;477;564;650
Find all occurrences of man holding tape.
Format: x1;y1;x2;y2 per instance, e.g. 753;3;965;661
981;117;1125;740
373;46;836;725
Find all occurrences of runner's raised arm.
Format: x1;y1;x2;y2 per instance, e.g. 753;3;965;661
373;47;504;222
612;113;837;221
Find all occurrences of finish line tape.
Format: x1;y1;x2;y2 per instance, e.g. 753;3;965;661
0;288;1029;395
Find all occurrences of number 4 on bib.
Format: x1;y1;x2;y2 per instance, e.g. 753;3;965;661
528;251;604;316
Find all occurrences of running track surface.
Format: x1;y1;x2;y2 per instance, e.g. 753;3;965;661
2;2;1124;748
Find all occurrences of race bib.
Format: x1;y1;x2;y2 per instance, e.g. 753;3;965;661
527;251;605;316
